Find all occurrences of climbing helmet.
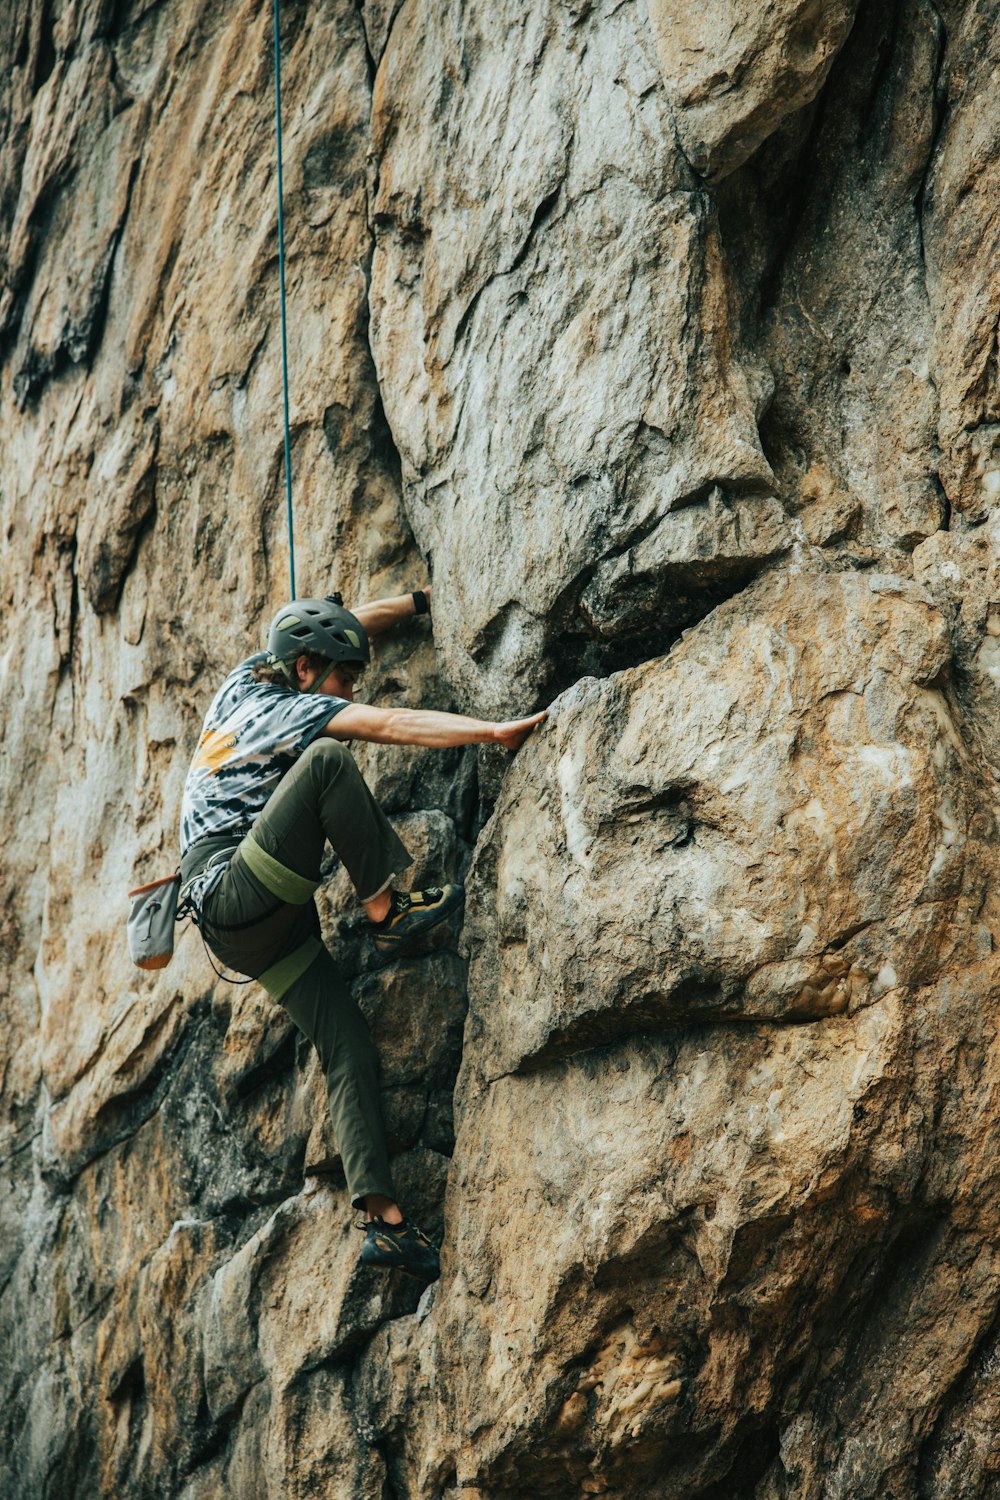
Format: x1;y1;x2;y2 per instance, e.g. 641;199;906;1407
265;595;370;687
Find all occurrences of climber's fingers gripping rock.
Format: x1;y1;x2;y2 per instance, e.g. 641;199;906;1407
492;710;548;752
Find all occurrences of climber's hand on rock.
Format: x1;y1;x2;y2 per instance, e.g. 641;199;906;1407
493;710;548;751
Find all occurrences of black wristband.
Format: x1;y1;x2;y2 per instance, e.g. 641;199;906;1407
412;590;429;616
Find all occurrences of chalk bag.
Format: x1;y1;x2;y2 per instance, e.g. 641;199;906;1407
127;873;181;970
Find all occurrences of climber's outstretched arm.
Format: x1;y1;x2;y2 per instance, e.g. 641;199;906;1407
325;703;546;751
352;586;432;637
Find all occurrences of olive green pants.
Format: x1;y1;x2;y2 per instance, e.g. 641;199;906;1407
180;738;412;1207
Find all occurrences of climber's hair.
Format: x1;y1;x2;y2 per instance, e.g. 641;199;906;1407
251;649;329;691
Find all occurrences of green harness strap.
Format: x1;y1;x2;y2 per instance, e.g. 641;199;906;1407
230;836;323;997
240;835;320;905
258;935;322;1001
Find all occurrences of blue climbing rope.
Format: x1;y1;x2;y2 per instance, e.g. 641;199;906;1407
273;0;296;598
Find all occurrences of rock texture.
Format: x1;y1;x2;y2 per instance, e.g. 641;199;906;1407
2;1;1000;1497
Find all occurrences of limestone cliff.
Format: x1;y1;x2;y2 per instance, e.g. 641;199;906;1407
3;1;1000;1496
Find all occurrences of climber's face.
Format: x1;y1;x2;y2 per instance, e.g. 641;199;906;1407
324;663;362;701
296;658;363;700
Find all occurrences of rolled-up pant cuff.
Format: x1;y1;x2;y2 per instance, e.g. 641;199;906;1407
350;1180;397;1211
359;870;400;905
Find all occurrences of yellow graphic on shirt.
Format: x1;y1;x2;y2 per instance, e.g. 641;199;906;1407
192;727;240;774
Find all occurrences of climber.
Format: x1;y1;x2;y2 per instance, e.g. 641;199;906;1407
178;587;545;1282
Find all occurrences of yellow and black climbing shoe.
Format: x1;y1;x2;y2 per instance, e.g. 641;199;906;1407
358;1216;441;1282
369;884;464;957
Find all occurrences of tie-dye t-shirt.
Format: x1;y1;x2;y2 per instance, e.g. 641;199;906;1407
179;654;349;856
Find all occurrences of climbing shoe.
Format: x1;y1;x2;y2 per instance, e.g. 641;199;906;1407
368;883;464;957
358;1216;441;1282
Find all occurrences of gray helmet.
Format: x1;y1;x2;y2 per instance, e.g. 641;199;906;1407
265;595;370;685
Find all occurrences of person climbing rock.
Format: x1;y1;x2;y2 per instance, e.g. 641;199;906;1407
178;587;545;1282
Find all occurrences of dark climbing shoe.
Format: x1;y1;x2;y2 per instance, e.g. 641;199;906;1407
369;884;464;957
358;1217;441;1282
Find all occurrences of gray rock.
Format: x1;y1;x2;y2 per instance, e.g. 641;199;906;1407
370;0;781;712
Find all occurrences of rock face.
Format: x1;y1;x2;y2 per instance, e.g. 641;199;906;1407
2;2;1000;1498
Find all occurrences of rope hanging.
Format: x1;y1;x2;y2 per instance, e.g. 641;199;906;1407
273;0;296;598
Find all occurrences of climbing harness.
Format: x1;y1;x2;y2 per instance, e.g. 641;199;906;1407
127;854;257;986
180;845;260;986
188;908;256;988
273;0;296;598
